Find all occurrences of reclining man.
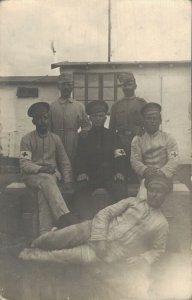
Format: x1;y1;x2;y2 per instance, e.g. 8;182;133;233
20;102;77;235
20;175;170;268
131;102;179;199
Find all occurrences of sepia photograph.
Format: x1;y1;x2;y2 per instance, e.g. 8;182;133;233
0;0;191;299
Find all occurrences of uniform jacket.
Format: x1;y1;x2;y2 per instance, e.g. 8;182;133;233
131;130;179;178
90;197;169;264
109;96;147;135
50;97;91;161
75;127;127;187
20;130;72;183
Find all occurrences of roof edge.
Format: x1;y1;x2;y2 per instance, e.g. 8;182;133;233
51;60;191;69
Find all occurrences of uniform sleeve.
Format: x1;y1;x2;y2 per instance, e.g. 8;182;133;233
79;103;91;131
90;197;136;241
20;135;42;174
74;135;88;177
160;134;179;178
113;133;127;177
130;136;147;176
55;136;73;183
109;104;116;132
141;221;169;264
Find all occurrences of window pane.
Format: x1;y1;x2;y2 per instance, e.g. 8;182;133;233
88;74;99;87
17;87;38;98
74;88;85;100
117;87;124;100
74;74;85;87
103;88;114;101
103;74;114;87
88;88;99;100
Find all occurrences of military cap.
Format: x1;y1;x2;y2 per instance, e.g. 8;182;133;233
141;102;161;115
86;101;108;115
144;175;173;194
27;102;50;117
58;73;73;84
117;72;136;86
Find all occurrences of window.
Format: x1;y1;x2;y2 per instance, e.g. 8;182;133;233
73;72;118;110
17;87;39;98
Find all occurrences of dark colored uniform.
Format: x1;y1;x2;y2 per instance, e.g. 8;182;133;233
109;96;147;181
73;127;127;218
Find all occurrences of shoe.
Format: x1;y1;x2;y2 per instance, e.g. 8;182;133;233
56;213;80;229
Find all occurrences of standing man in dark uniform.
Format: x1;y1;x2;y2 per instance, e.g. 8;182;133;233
74;101;127;219
109;72;147;182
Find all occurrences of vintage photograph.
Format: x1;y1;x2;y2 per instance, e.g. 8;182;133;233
0;0;191;299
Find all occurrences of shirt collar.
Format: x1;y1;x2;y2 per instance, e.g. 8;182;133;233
145;130;160;138
123;95;136;101
58;97;74;104
35;130;50;138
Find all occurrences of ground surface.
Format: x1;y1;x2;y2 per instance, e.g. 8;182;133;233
0;177;191;300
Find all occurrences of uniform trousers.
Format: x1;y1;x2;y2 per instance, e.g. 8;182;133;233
22;173;69;235
29;221;98;265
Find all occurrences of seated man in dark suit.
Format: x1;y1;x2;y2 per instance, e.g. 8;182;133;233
73;101;127;219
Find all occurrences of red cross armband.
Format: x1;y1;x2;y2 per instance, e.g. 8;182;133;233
114;149;126;158
20;151;32;160
170;151;178;158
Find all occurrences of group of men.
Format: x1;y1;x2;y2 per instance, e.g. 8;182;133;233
19;72;179;268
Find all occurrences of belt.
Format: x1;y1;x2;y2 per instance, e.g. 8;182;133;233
117;130;132;136
56;128;77;132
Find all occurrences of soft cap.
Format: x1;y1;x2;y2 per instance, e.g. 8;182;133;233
27;102;50;117
86;101;109;115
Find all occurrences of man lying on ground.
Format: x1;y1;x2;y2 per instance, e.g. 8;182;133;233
19;175;171;268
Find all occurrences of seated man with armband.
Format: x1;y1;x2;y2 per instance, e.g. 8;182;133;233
20;102;77;235
131;102;179;199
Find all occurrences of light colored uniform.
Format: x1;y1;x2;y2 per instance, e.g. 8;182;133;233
20;130;72;234
50;97;91;163
131;130;179;199
29;197;169;265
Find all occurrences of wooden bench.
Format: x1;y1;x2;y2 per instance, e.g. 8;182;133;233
1;182;39;238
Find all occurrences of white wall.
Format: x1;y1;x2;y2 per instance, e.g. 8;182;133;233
0;83;59;157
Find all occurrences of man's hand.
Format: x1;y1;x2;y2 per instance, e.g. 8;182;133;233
155;169;165;177
79;130;89;138
126;256;149;267
90;240;107;259
77;173;89;182
39;165;56;174
63;182;74;194
114;173;125;182
143;167;158;178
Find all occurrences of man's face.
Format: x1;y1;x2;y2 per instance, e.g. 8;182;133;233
143;112;161;134
122;78;137;97
147;182;166;209
32;112;49;134
90;112;106;128
58;82;73;98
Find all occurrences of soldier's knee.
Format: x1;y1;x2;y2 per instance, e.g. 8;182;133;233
39;174;56;187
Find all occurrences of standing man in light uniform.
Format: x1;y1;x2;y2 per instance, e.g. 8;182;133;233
50;73;91;164
20;102;76;235
109;72;147;182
